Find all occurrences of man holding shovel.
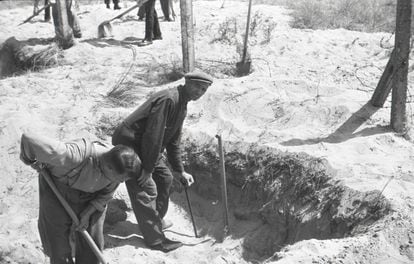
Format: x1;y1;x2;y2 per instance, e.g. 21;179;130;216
20;132;140;264
112;70;213;252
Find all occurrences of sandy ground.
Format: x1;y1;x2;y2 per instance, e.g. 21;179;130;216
1;0;414;263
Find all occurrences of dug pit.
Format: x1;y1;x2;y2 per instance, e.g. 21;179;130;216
167;137;391;262
105;136;392;262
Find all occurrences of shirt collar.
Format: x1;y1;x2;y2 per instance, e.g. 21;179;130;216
178;85;190;103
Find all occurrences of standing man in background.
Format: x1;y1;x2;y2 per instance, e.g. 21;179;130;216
160;0;172;21
140;0;162;46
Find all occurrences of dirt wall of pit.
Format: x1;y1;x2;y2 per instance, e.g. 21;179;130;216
178;136;391;260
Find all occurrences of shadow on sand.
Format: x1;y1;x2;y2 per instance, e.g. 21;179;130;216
281;102;390;146
81;37;144;48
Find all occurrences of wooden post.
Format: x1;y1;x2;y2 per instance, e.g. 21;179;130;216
391;0;411;132
55;0;74;49
370;49;395;107
180;0;195;73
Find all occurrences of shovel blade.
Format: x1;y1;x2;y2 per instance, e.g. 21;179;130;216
236;60;251;76
98;22;113;38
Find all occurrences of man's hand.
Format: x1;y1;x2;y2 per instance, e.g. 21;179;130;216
176;171;194;187
137;169;152;186
31;161;44;172
77;205;96;231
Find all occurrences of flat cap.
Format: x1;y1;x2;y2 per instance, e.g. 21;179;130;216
184;70;213;85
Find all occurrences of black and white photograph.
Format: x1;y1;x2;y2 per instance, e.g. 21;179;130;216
0;0;413;263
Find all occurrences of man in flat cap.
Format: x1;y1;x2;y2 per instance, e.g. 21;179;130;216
112;70;213;252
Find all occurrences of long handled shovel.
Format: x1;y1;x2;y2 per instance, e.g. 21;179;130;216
98;0;148;38
236;0;253;76
38;167;108;264
19;3;52;26
216;135;229;241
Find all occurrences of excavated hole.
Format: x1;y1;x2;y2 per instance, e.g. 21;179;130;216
167;138;392;262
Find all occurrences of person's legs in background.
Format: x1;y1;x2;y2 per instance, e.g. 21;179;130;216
104;0;110;9
137;5;145;21
44;0;51;22
66;0;82;38
113;0;121;10
144;0;156;43
151;7;162;40
160;0;171;21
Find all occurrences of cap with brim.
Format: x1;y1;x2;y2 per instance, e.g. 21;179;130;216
184;71;213;85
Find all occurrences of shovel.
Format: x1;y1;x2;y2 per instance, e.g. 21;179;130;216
180;178;198;238
19;3;52;26
216;134;229;241
236;0;253;76
36;165;108;264
98;0;148;38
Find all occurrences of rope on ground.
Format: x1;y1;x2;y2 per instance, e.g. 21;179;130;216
107;44;137;97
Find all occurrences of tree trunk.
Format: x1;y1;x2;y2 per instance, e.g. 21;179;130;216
180;0;195;73
370;49;395;107
391;0;411;133
55;0;74;49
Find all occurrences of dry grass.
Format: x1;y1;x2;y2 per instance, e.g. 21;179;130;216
200;0;400;33
285;0;398;33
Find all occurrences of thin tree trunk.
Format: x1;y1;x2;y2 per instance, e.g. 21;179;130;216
391;0;411;133
55;0;74;49
370;49;395;107
180;0;195;73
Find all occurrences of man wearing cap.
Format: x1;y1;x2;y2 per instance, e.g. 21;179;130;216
112;70;213;252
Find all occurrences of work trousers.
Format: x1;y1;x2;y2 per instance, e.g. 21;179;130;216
104;0;119;5
144;0;162;40
44;0;51;21
51;0;82;46
112;123;173;246
137;5;145;19
138;0;169;21
38;175;105;264
160;0;170;20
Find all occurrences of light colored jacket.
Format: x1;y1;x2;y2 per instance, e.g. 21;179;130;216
20;132;118;211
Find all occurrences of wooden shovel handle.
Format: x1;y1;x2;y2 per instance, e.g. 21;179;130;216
108;0;149;22
39;168;108;264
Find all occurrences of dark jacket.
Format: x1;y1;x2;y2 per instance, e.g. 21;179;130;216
122;85;187;173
